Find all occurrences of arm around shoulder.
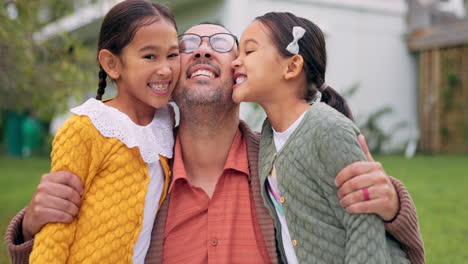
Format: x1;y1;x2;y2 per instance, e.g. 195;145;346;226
5;208;34;264
315;117;392;262
29;115;101;263
385;176;425;264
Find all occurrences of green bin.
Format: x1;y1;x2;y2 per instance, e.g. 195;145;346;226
22;116;44;156
5;111;24;157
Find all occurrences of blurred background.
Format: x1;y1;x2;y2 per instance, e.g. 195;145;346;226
1;0;467;263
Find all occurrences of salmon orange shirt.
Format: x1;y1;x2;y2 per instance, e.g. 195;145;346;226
163;129;271;264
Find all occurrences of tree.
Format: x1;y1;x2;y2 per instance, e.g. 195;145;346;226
0;0;96;121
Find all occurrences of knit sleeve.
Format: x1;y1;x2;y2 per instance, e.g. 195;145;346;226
29;115;100;263
315;113;408;263
5;208;34;264
385;177;425;264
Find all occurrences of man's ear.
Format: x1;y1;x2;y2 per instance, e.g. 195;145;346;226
98;49;121;80
284;54;304;80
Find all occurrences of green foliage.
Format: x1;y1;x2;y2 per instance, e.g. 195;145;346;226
359;107;408;154
339;82;360;100
342;84;407;154
0;0;96;121
443;72;461;112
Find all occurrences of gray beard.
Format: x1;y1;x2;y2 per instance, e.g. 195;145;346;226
174;80;237;129
175;79;235;111
178;81;223;106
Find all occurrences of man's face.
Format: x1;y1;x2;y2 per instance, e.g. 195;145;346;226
172;24;238;108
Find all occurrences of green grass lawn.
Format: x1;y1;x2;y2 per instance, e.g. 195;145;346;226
377;154;468;264
0;154;467;263
0;156;47;264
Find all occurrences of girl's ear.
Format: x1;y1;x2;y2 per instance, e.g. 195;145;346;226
284;54;304;80
98;49;121;80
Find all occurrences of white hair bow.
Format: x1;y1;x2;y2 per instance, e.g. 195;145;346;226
286;26;306;54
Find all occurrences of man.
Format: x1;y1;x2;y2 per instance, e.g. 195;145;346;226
6;23;424;263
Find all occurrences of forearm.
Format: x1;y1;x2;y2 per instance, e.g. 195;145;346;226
5;208;34;264
385;176;425;264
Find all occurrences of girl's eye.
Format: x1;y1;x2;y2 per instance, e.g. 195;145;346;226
144;55;156;60
168;53;179;58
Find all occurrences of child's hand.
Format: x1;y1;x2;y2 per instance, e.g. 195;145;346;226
23;171;83;241
335;135;400;222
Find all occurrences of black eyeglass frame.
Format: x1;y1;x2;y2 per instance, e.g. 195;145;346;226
178;33;239;54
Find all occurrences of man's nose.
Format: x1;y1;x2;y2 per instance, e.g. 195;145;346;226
193;39;212;59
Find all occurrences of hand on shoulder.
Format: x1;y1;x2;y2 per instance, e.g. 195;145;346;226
22;171;83;241
335;135;400;221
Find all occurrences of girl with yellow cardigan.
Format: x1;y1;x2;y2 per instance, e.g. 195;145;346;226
29;1;180;263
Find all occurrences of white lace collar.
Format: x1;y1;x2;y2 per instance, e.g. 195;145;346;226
71;98;174;163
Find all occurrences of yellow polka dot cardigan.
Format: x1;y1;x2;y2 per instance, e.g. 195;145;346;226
29;99;173;263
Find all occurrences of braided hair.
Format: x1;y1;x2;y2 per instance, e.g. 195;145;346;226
96;66;107;100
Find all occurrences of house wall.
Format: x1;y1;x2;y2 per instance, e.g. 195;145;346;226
222;0;418;151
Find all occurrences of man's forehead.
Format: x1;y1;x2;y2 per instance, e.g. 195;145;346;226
185;24;230;36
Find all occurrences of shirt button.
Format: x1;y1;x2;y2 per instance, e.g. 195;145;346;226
210;238;218;246
280;196;286;204
292;239;298;247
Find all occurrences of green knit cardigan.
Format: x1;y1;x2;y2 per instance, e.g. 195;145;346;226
258;103;410;264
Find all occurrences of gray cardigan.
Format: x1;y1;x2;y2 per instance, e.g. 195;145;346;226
259;103;409;264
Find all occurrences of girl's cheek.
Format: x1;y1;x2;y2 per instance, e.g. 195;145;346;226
171;61;181;81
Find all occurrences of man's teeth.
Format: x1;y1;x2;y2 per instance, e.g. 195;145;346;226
149;83;168;91
190;69;215;79
235;76;247;84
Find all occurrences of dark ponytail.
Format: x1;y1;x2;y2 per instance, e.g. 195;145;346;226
95;0;177;100
319;84;354;121
255;12;353;121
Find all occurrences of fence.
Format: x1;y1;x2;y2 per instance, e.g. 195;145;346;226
409;21;468;153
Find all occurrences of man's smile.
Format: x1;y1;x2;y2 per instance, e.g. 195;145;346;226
186;62;220;80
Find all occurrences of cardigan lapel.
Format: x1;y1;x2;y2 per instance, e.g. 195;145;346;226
240;121;279;264
144;194;170;264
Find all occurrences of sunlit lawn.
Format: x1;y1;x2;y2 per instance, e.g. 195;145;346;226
0;154;467;263
0;156;45;264
377;154;468;264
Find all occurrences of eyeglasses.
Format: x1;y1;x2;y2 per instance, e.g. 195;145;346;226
178;33;238;54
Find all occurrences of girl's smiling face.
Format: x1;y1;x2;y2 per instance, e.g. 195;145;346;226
231;21;290;104
115;19;180;109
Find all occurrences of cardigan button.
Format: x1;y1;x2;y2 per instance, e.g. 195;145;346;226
292;240;298;247
280;196;285;204
271;167;276;177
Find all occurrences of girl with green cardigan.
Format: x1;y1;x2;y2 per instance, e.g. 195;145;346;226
231;12;411;263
